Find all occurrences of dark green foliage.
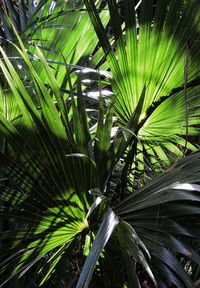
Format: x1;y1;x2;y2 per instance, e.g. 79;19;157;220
0;1;200;287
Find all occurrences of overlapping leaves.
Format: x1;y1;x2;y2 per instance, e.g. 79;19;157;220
0;44;97;287
0;1;200;287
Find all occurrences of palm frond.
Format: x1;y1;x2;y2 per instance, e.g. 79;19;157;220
85;0;200;172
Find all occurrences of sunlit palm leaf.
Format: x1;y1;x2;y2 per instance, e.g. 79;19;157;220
85;0;200;172
0;45;97;286
0;1;109;156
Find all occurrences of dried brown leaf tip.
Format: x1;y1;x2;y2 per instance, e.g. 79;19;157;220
165;162;177;173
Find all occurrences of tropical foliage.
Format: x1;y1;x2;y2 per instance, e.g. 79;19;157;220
0;0;200;287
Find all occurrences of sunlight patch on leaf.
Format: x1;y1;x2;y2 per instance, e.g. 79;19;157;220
84;90;114;99
173;183;200;191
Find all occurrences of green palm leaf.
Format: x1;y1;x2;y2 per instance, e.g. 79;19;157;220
0;45;97;286
1;4;200;287
85;0;200;172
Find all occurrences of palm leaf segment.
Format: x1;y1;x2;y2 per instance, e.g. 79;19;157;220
85;0;200;171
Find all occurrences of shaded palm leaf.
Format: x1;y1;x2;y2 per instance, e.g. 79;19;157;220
114;152;200;287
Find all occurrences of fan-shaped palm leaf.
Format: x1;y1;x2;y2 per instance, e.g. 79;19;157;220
84;0;200;173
